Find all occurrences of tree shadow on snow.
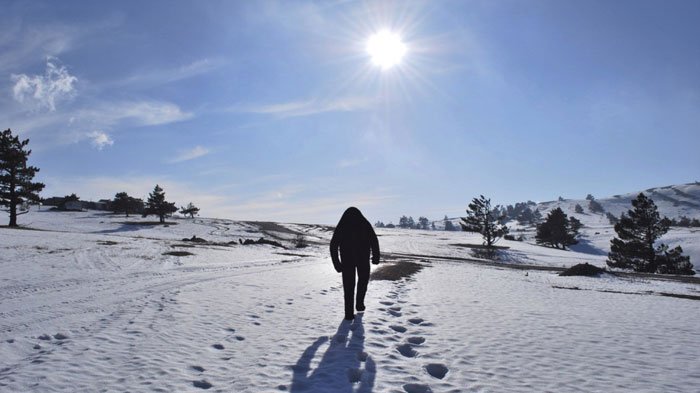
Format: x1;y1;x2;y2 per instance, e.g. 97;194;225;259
94;224;145;235
569;238;607;256
290;314;375;393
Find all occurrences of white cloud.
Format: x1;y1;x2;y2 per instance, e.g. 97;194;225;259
238;96;375;118
87;130;113;150
11;57;77;111
169;146;210;163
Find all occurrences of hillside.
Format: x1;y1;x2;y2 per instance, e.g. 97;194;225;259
535;182;700;225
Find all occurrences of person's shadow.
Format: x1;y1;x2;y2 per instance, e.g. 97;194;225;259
290;314;375;392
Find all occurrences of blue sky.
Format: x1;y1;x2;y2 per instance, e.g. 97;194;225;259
2;0;699;224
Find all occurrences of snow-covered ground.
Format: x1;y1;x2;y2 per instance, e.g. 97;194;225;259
1;210;699;392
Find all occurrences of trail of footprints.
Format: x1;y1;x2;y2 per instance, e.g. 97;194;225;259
373;284;449;393
191;293;292;390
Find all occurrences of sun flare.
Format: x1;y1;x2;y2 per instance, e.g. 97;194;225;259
366;30;406;70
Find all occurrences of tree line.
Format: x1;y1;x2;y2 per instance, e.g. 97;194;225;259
459;193;693;275
0;128;694;274
0;128;199;226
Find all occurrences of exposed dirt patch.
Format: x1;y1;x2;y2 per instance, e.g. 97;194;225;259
162;251;195;257
119;221;178;226
559;263;606;277
659;292;700;301
371;261;424;281
171;244;196;248
450;243;510;250
274;252;311;258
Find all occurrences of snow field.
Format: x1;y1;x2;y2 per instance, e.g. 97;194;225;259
1;210;699;392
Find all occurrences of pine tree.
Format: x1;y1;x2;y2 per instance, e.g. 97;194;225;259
0;129;45;227
418;216;429;230
113;192;144;217
460;195;509;248
655;245;694;275
443;215;456;231
143;184;177;223
179;202;200;218
574;204;584;214
607;193;693;274
535;207;579;249
588;199;605;213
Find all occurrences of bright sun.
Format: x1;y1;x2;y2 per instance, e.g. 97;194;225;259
366;30;406;70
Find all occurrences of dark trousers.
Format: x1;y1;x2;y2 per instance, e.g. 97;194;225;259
342;261;370;317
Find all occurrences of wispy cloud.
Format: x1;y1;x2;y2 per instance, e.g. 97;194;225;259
236;96;375;118
168;146;210;163
87;130;113;150
11;57;77;111
102;58;224;90
74;100;193;127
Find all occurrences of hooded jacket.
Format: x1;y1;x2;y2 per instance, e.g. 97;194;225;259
330;207;380;268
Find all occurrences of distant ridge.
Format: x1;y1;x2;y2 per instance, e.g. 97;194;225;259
533;182;700;227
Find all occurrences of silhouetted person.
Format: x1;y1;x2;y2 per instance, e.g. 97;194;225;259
330;207;380;320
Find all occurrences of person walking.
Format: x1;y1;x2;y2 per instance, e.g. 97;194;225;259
330;207;380;321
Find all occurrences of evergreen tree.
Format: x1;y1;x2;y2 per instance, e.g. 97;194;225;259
460;195;509;248
142;184;177;223
569;216;583;233
607;193;693;274
179;202;200;218
418;216;429;230
407;216;415;229
374;221;385;228
532;209;542;224
588;199;605;213
0;129;45;227
655;245;694;275
585;194;595;201
574;204;584;214
605;212;619;225
113;192;143;217
399;215;410;228
431;221;436;230
535;207;579;249
443;215;456;231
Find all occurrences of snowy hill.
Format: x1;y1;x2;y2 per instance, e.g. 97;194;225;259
1;210;700;392
536;182;700;223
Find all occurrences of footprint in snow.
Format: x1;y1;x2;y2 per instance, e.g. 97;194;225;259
193;379;213;389
397;343;418;358
389;310;402;317
225;328;236;333
407;337;425;345
212;344;224;350
425;363;449;379
403;383;432;393
390;325;407;333
408;318;424;325
380;301;394;306
191;365;205;372
235;336;245;341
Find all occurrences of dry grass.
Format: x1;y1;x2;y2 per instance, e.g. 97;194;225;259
371;261;424;281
